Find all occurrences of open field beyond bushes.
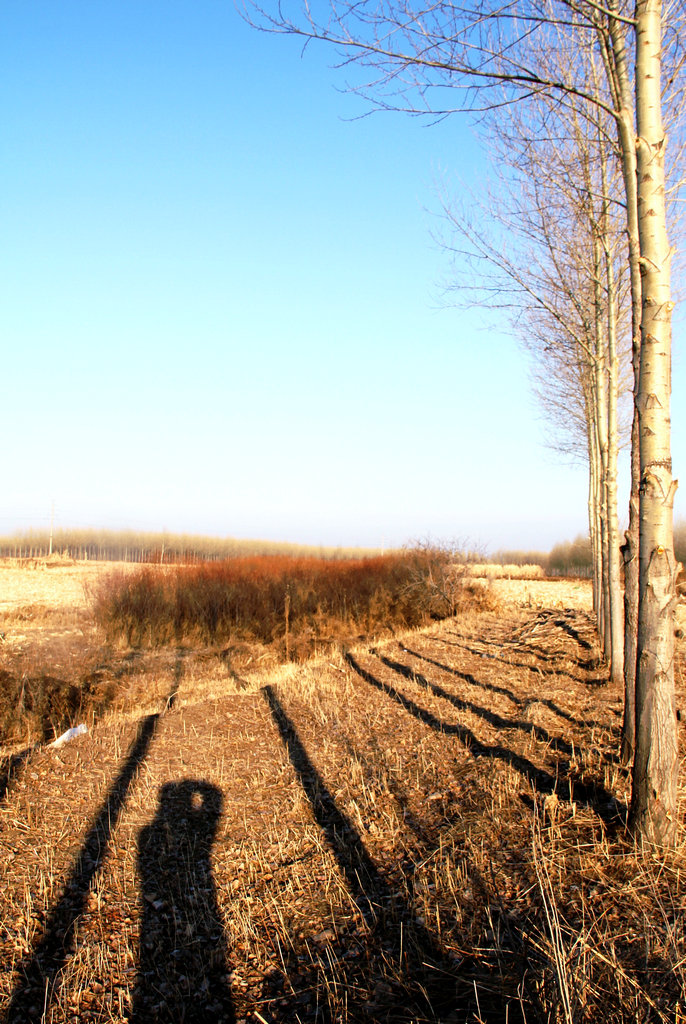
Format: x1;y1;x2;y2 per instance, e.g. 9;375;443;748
0;558;685;1023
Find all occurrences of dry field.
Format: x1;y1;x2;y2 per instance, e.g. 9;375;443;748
0;561;685;1023
0;559;145;614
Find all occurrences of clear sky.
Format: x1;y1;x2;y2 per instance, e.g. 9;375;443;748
2;1;684;553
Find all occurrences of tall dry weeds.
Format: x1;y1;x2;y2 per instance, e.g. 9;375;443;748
90;550;495;655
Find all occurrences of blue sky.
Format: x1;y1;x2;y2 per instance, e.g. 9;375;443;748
2;1;684;551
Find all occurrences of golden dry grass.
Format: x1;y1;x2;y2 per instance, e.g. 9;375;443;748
0;559;141;614
0;562;685;1023
466;564;546;581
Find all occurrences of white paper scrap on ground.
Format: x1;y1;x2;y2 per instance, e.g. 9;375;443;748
50;724;88;748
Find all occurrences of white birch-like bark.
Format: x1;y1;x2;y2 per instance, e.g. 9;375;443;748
630;0;679;845
599;151;625;686
592;229;612;665
251;0;683;840
589;426;602;616
605;270;625;684
602;0;642;761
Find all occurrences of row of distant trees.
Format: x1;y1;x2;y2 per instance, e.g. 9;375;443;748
0;528;381;564
492;538;596;577
6;524;685;577
495;521;686;576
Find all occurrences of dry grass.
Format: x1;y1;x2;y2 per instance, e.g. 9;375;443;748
491;577;593;611
0;564;684;1022
467;564;546;581
0;559;141;614
0;554;495;746
88;551;491;652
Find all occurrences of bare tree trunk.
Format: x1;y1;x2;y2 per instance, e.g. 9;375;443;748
622;410;641;762
603;198;625;686
605;0;643;763
606;325;624;683
592;235;612;666
629;0;679;846
588;431;601;615
592;436;604;619
593;416;608;646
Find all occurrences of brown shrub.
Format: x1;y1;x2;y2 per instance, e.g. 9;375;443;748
91;550;495;657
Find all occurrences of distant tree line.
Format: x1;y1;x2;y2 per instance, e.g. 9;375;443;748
0;528;383;563
5;525;682;580
492;522;686;579
491;538;593;577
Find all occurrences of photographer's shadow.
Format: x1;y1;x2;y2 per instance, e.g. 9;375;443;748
129;780;234;1023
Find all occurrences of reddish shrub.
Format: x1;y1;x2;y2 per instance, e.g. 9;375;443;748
92;550;493;658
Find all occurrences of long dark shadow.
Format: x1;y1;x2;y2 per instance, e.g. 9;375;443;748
345;654;556;788
264;685;413;922
553;614;594;651
404;643;526;706
427;639;607;723
377;652;574;756
129;780;234;1024
7;682;178;1022
440;631;601;678
443;608;600;666
344;654;622;820
400;644;600;732
263;685;458;1021
0;745;38;804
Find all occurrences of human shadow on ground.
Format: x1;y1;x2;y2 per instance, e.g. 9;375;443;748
344;654;623;823
262;685;490;1023
6;679;179;1023
129;780;234;1024
375;651;574;756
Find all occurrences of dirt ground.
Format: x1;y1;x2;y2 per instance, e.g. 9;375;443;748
0;564;685;1023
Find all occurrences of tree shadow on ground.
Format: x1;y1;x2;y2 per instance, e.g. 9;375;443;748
426;636;612;719
375;651;574;755
262;684;521;1023
403;643;527;705
129;780;234;1024
6;675;180;1023
438;633;604;683
0;745;37;804
552;614;594;650
344;654;623;826
442;609;601;669
400;643;615;733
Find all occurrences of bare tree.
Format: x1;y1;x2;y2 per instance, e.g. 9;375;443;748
247;0;683;843
437;84;631;684
628;0;679;844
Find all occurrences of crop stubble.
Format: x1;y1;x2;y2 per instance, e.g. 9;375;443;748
0;562;685;1022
